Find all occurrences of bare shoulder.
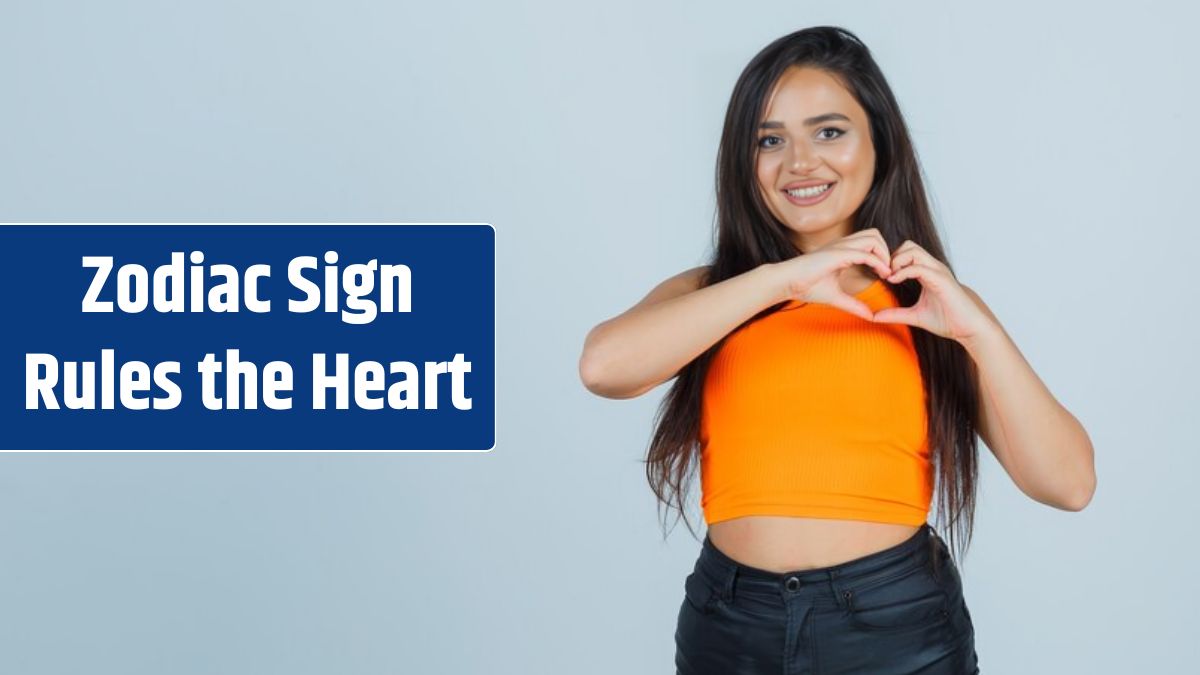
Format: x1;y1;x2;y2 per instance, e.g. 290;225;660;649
631;264;711;310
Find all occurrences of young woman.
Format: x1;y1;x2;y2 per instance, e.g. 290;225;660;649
579;25;1095;674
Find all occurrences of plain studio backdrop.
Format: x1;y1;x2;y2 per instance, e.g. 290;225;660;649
1;1;1195;673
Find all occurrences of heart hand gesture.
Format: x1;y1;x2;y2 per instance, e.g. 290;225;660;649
872;240;992;344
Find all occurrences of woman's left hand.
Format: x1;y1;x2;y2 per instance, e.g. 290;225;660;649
870;240;995;343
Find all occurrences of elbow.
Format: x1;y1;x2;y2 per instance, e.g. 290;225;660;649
580;348;661;400
1054;454;1096;511
1027;460;1096;512
579;324;609;396
579;324;665;400
578;352;646;400
579;326;627;399
1062;435;1097;512
1061;471;1097;512
578;350;610;396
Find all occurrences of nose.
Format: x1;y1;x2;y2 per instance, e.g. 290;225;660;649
788;140;820;173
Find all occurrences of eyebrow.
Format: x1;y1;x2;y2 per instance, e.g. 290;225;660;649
759;112;851;129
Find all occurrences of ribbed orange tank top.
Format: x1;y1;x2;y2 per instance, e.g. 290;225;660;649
699;278;932;527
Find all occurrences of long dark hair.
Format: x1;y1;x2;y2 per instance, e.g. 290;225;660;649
645;25;981;564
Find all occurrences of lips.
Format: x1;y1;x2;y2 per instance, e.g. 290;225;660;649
782;180;836;189
781;181;836;206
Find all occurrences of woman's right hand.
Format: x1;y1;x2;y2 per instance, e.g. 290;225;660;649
775;228;894;321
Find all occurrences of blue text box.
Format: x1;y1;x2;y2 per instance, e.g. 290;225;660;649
1;223;495;451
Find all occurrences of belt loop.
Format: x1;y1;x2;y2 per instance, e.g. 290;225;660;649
828;569;849;609
722;564;739;604
928;526;942;580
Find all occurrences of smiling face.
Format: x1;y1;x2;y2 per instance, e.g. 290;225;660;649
755;66;876;252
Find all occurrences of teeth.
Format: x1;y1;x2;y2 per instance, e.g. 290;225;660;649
786;183;831;198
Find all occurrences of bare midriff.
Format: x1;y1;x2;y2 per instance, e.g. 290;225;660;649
707;515;921;572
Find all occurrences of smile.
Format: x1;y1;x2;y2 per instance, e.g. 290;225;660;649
783;182;835;206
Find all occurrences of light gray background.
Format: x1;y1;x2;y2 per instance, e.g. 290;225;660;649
1;1;1195;673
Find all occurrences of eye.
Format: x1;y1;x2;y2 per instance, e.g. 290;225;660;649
757;135;783;149
818;127;846;140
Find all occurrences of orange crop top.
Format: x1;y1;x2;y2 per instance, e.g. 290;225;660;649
699;278;932;527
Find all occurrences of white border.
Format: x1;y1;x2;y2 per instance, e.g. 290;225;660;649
0;222;497;454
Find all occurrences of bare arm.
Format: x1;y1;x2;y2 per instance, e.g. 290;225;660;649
959;285;1097;511
578;262;786;399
